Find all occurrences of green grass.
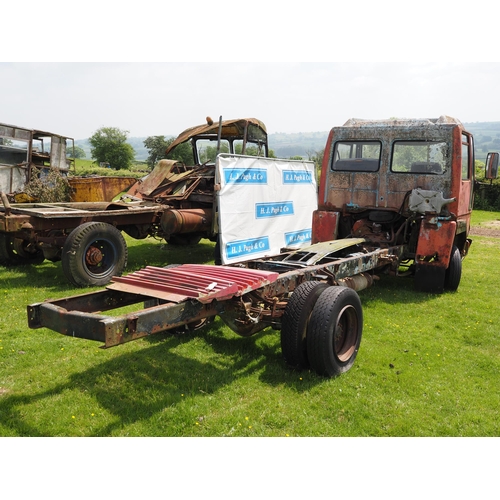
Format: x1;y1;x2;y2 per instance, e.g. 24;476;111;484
1;212;499;436
72;158;147;178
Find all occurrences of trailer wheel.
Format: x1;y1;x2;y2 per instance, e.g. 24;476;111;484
280;281;329;370
444;245;462;291
62;222;128;287
307;286;363;377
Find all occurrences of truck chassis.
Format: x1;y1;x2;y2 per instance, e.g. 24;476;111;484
27;116;495;378
28;238;403;377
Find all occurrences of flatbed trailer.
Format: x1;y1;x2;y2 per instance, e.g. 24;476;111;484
0;197;164;286
1;117;272;287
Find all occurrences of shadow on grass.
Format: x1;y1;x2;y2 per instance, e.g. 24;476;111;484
0;321;321;436
126;238;216;270
0;239;216;292
358;273;456;308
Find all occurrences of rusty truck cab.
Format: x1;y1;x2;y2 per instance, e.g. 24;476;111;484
128;117;269;246
313;116;475;292
165;116;269;165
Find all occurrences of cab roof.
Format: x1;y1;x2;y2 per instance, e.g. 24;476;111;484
165;117;267;155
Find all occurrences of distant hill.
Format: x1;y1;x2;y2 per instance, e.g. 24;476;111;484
463;122;500;162
75;121;500;163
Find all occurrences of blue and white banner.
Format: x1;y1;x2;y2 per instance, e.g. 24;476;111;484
216;154;318;264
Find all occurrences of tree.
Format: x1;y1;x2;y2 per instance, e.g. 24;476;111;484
143;135;171;170
144;135;195;169
68;145;86;159
307;148;324;170
89;127;135;170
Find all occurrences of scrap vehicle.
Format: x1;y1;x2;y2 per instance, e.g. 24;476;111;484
0;121;137;203
0;117;269;286
28;116;496;378
125;116;269;245
0;122;75;199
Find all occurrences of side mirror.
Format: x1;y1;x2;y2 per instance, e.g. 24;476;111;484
485;152;499;180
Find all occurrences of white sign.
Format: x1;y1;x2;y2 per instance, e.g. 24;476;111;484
216;154;318;264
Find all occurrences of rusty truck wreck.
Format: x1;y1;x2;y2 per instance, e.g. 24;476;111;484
1;117;269;286
28;116;492;378
125;116;269;245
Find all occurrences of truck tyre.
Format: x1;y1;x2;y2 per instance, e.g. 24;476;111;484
214;237;222;265
61;222;128;287
281;281;329;370
0;234;17;264
307;286;363;377
444;245;462;291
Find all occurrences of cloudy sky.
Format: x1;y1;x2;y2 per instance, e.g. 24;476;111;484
2;62;499;141
2;2;499;142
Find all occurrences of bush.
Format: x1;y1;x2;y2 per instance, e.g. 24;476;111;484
24;168;72;202
474;182;500;211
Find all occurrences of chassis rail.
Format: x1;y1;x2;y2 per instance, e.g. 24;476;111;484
28;245;405;347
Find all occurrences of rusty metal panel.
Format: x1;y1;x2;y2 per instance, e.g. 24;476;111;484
107;264;279;304
415;219;456;268
127;159;180;198
69;176;137;202
312;210;339;243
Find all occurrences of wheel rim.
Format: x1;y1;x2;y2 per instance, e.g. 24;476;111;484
83;239;117;278
333;305;359;362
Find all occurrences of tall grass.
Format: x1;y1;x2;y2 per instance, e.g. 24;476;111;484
0;212;499;437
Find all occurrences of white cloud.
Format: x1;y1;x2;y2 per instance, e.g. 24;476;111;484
1;62;500;139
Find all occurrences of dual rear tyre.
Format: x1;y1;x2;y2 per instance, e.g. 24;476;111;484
281;283;363;378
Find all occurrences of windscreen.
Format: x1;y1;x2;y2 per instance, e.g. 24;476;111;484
331;141;381;172
391;140;448;174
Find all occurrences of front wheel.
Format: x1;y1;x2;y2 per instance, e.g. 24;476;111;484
307;286;363;377
444;245;462;291
61;222;128;287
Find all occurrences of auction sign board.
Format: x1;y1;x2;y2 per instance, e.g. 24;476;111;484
216;154;318;265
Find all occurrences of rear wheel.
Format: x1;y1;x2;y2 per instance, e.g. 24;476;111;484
280;281;329;369
62;222;127;287
307;286;363;377
0;234;44;265
12;237;45;264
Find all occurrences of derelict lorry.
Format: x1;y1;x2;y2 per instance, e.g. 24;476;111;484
28;116;498;378
1;118;269;286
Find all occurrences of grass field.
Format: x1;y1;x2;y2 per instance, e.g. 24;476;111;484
0;211;499;437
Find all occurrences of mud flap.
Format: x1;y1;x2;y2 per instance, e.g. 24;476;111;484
414;263;446;293
414;218;456;293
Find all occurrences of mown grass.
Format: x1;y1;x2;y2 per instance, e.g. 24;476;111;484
0;212;499;436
